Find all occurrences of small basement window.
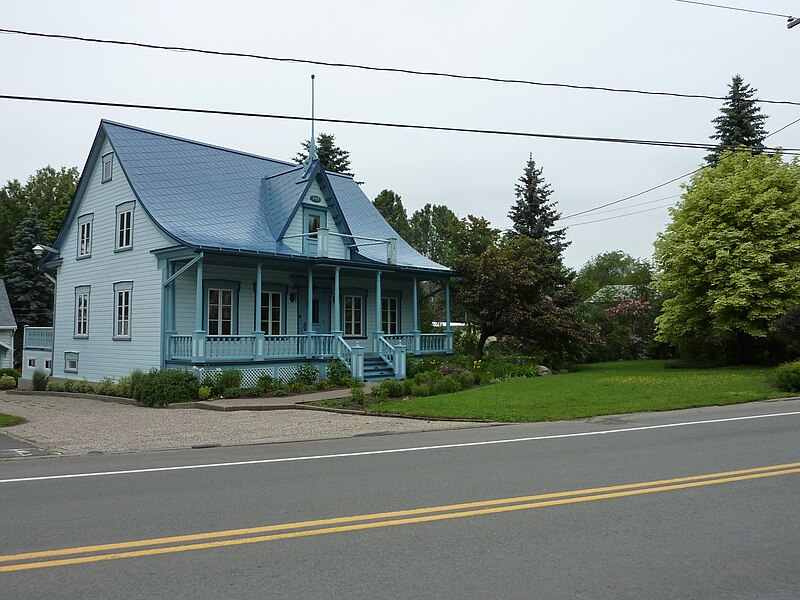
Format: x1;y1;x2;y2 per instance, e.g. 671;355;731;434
65;352;79;373
28;357;36;368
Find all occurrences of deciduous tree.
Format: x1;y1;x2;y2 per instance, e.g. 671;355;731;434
372;189;410;239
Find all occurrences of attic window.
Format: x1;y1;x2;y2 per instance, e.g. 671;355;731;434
101;153;113;183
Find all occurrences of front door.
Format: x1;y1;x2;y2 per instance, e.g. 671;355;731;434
298;291;331;333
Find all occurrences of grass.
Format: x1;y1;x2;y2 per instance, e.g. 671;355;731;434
367;360;786;422
0;412;24;427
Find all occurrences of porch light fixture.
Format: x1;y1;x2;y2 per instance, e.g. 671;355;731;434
32;243;60;257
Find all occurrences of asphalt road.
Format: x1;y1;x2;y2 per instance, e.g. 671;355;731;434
0;431;49;458
2;400;799;599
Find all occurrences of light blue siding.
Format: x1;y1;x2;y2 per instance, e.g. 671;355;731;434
283;181;348;259
52;137;175;381
0;329;14;369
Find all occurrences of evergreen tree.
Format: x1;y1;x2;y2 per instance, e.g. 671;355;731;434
706;75;768;166
4;207;53;364
507;154;568;256
294;133;354;177
372;189;411;239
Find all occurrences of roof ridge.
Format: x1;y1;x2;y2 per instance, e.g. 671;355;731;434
100;119;299;168
262;166;304;181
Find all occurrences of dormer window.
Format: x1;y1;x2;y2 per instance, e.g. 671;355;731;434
101;153;114;183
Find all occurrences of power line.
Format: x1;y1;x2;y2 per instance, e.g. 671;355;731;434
1;27;800;108
8;93;800;154
559;194;680;220
674;0;792;19
558;114;800;221
564;202;675;228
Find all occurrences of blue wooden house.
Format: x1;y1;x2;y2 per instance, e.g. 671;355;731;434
31;121;454;386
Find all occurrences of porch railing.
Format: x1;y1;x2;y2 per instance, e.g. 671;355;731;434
206;335;255;359
420;333;451;354
24;326;53;350
169;334;193;360
378;335;406;380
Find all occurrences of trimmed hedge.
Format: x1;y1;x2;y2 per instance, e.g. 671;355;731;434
133;369;199;406
775;360;800;393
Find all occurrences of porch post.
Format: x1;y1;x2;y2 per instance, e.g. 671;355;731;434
412;276;421;354
306;267;314;358
332;266;342;335
445;278;453;353
373;270;383;353
254;262;264;360
192;256;205;362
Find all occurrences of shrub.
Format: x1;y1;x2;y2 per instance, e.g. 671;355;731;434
46;381;64;392
221;386;240;399
133;369;199;406
273;389;287;397
0;368;21;380
410;383;431;397
217;369;242;391
62;378;75;392
380;379;406;398
351;381;366;407
75;379;95;394
285;381;304;394
315;380;329;391
0;375;16;390
129;369;145;399
775;360;800;393
198;385;212;400
291;364;319;386
370;386;389;401
117;376;132;398
326;360;351;386
32;369;48;391
95;377;117;396
435;363;471;378
256;374;277;392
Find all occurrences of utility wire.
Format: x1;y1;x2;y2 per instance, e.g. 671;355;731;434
8;93;800;153
559;194;680;220
558;114;800;221
1;27;799;108
674;0;792;19
565;202;675;228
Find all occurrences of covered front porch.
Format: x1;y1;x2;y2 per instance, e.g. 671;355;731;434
159;251;454;380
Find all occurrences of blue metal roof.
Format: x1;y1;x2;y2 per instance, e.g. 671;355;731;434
102;121;450;273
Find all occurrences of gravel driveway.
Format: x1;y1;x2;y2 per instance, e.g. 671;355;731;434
0;392;480;455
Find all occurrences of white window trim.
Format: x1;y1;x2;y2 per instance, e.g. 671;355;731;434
77;214;93;259
260;291;283;335
74;286;90;338
65;352;79;374
101;153;113;183
115;201;134;251
207;288;234;336
113;281;133;340
343;294;364;337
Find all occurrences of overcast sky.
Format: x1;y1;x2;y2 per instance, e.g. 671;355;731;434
2;0;798;269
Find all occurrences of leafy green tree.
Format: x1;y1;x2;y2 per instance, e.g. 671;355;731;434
573;251;654;300
407;204;463;267
654;150;800;362
706;75;768;166
372;189;411;239
294;133;353;176
454;234;592;363
0;166;78;278
507;154;568;255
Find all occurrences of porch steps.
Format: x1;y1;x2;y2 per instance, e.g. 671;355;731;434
363;355;395;382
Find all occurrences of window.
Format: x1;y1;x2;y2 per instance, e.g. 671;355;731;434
382;297;399;334
44;359;52;370
303;209;326;255
65;352;79;373
28;357;36;368
208;288;233;335
101;153;113;183
77;214;93;258
114;281;133;340
260;291;282;335
115;202;134;250
344;295;363;336
74;286;90;337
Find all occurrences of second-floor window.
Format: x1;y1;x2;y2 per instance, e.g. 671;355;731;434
116;203;134;250
78;214;93;258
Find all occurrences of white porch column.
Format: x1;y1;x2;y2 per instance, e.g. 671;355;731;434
412;276;421;354
306;267;314;358
192;256;205;361
373;270;383;353
332;266;342;335
445;278;453;353
254;262;265;360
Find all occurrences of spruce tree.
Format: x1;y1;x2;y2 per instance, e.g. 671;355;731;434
294;133;354;177
507;154;568;256
373;189;411;239
706;75;768;166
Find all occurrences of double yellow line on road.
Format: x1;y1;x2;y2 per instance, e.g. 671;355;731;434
2;461;799;573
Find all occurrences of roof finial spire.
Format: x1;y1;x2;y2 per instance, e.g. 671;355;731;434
303;74;317;177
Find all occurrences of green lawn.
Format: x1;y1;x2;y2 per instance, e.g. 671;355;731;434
368;360;786;422
0;412;24;427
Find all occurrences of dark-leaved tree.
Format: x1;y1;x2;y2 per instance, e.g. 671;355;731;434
507;154;568;256
372;189;411;239
705;75;768;166
294;133;354;177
